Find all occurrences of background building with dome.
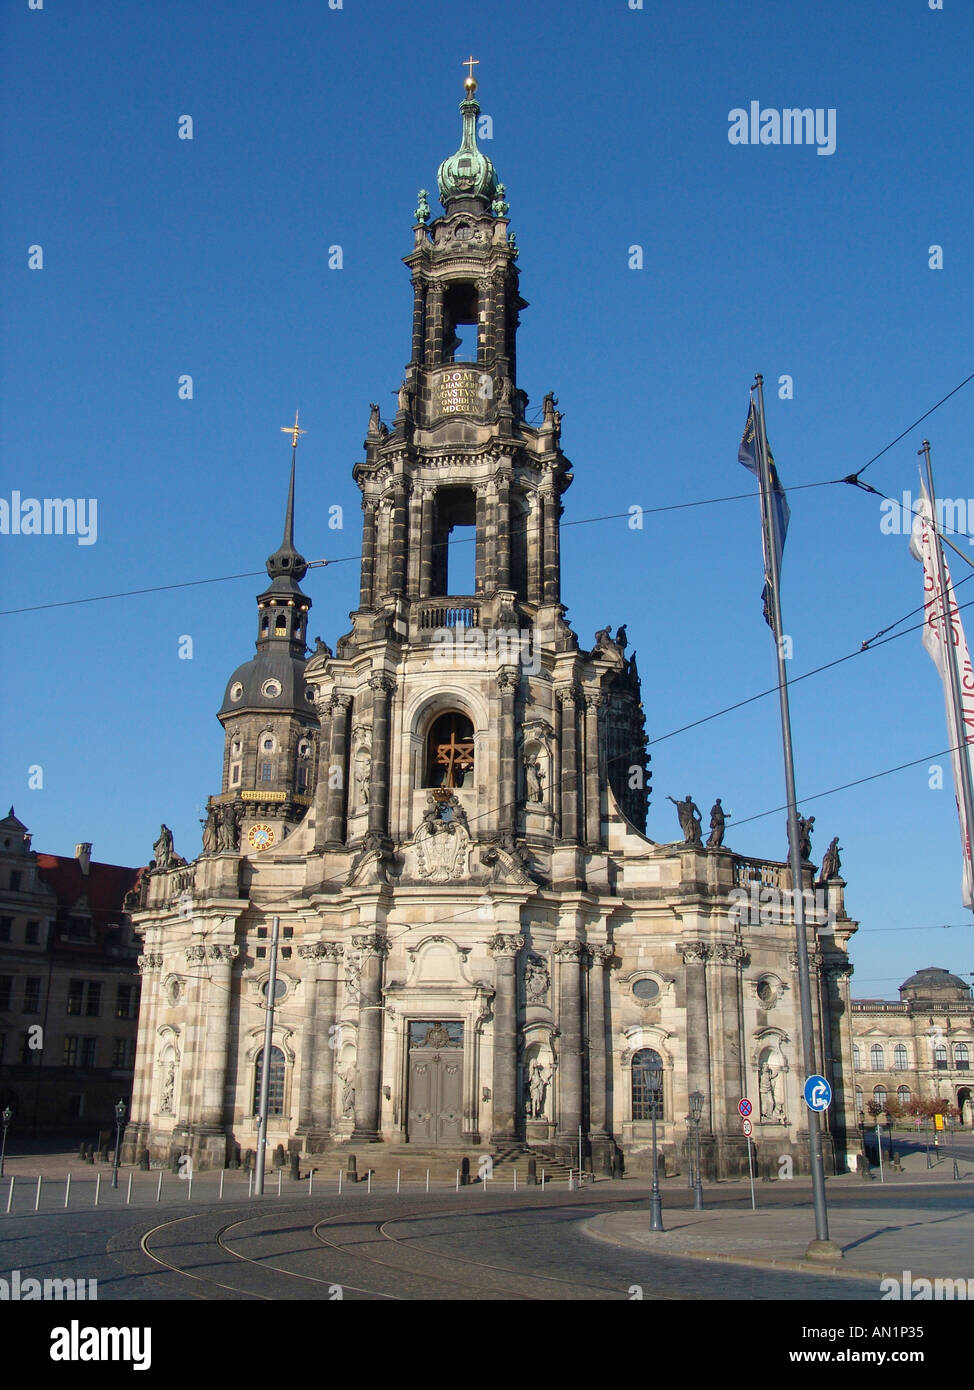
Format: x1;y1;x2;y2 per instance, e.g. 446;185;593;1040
121;71;860;1180
851;967;974;1126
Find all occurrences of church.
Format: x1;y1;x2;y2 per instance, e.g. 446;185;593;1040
122;70;859;1179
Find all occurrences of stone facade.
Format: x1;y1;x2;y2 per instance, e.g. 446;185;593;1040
122;75;859;1178
851;967;974;1125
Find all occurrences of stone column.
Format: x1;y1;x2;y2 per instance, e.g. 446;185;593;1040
474;484;487;593
388;480;408;596
711;943;747;1129
489;933;524;1142
426;286;444;366
296;942;343;1143
557;687;580;843
124;951;163;1154
495;476;511;590
542;486;560;604
367;675;394;837
406;483;423;597
497;667;518;837
323;694;351;845
351;933;389;1141
583;692;603;848
410;274;426;365
477;276;493;364
682;942;713;1133
419;486;435;598
587;946;612;1138
359;498;378;609
526;494;542;603
554;941;586;1142
198;942;239;1135
493;275;507;359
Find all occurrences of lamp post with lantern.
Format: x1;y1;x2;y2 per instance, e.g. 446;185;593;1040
689;1089;705;1210
647;1054;664;1232
111;1098;126;1189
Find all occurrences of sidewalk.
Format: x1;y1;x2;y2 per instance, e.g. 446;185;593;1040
584;1181;974;1283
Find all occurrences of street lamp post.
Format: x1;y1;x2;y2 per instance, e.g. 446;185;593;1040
111;1098;126;1189
0;1106;12;1178
689;1089;705;1210
647;1056;664;1232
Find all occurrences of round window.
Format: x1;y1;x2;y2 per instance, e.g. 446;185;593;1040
229;682;243;702
261;979;287;1000
757;980;775;1004
633;978;660;1002
261;679;282;699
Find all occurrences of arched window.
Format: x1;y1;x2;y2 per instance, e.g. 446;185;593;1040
897;1085;912;1107
631;1048;664;1121
852;1044;861;1070
934;1044;948;1069
870;1044;884;1071
873;1085;887;1109
893;1044;908;1070
954;1042;970;1070
253;1046;286;1116
855;1086;863;1110
425;711;475;788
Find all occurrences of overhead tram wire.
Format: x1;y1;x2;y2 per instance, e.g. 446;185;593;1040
3;369;972;618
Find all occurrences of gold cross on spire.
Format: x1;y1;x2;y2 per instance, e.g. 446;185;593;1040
280;410;306;451
462;54;479;85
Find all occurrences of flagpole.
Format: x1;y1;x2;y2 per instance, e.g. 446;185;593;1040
919;440;974;915
752;374;839;1259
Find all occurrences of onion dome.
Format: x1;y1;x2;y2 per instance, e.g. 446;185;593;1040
437;71;499;210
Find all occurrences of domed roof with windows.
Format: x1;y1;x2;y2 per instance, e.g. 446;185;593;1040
899;966;972;1002
436;73;499;209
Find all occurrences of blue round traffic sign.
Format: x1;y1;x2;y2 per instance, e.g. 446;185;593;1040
803;1075;832;1111
739;1098;752;1118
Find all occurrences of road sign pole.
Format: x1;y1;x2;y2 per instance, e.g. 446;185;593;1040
746;1136;756;1210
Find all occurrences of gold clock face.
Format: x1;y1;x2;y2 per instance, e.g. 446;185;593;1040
248;823;275;852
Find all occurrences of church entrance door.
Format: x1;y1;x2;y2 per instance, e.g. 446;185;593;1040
406;1020;463;1146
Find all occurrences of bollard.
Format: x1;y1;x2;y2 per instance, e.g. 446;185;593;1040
396;1168;401;1194
308;1169;314;1196
367;1170;372;1194
156;1171;163;1202
248;1170;254;1198
456;1169;460;1192
338;1168;343;1195
219;1170;225;1200
188;1175;193;1201
64;1173;71;1208
568;1170;574;1191
954;1159;961;1181
277;1170;282;1197
95;1173;101;1207
513;1169;517;1191
127;1172;133;1205
6;1176;14;1214
35;1175;42;1211
527;1157;537;1187
426;1169;430;1193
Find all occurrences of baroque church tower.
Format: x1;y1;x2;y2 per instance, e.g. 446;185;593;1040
124;70;859;1178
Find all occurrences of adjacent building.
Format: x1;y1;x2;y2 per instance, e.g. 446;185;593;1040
0;808;141;1135
851;966;974;1125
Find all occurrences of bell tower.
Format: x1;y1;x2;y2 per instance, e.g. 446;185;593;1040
305;68;649;886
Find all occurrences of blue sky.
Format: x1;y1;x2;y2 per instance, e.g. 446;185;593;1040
2;0;972;998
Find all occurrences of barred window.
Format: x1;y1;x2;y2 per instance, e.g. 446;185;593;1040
631;1048;664;1120
253;1046;286;1116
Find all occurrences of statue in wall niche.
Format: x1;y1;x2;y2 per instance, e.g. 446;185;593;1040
344;957;361;1004
525;757;545;804
706;798;730;849
217;803;239;853
160;1064;176;1115
819;836;841;883
759;1050;787;1123
340;1068;355;1118
354;761;371;806
153;824;174;871
667;794;703;846
497;375;512;406
201;807;219;856
528;1063;550;1119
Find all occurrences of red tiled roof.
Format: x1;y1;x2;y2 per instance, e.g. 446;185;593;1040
35;854;142;927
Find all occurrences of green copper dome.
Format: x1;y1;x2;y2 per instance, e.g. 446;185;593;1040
437;88;498;208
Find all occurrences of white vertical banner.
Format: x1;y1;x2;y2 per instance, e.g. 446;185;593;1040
910;479;974;908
